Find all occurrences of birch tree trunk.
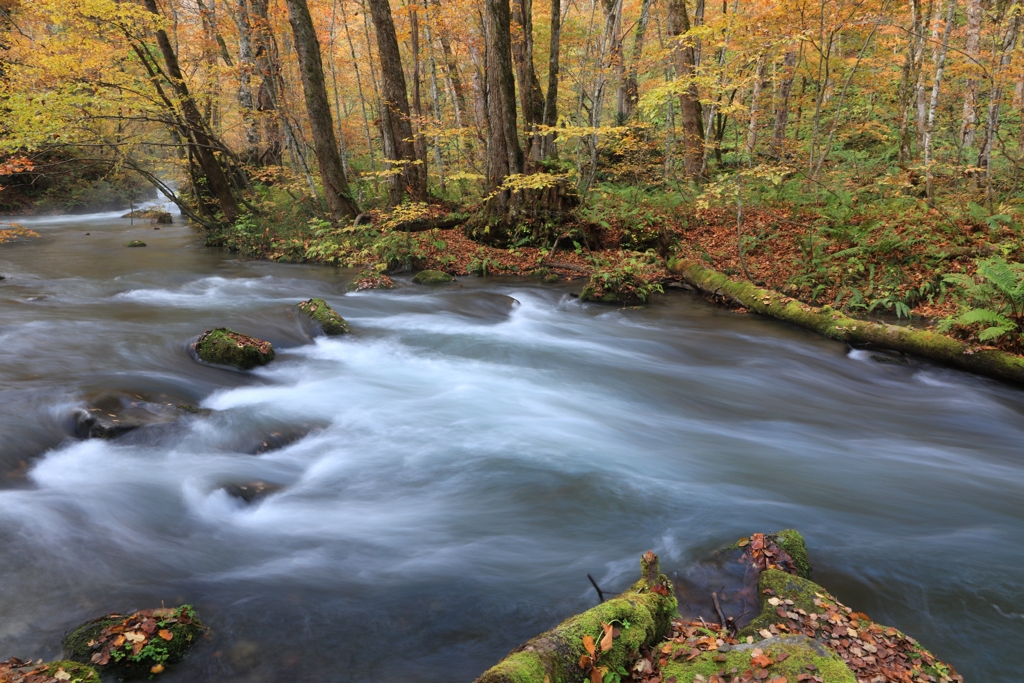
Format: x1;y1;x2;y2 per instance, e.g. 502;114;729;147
924;0;955;203
960;0;982;150
284;0;361;219
771;48;798;156
747;54;768;159
250;0;284;166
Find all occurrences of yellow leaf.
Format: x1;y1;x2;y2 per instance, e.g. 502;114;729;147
582;634;596;657
150;664;165;675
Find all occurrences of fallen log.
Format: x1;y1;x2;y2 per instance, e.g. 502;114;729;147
475;552;676;683
394;214;467;232
668;258;1024;386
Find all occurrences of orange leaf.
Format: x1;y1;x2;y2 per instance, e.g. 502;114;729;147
582;634;596;657
600;623;614;652
150;664;165;675
737;537;750;547
770;677;787;683
158;629;174;641
590;666;605;683
578;654;592;669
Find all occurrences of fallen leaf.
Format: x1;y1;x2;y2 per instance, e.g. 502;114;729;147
53;669;71;681
738;538;750;547
770;678;787;683
582;634;596;658
158;629;174;642
150;664;165;675
578;655;591;669
600;622;614;652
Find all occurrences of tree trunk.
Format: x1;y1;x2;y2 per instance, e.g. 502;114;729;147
771;49;798;156
284;0;360;219
977;9;1021;201
231;0;259;163
924;0;955;203
541;0;561;158
896;0;924;165
367;0;428;204
250;0;284;166
408;0;430;177
142;0;241;222
512;0;546;164
484;0;524;194
961;0;982;150
746;54;768;159
666;0;704;179
621;0;652;120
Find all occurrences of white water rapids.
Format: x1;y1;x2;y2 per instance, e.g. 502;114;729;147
1;212;1022;681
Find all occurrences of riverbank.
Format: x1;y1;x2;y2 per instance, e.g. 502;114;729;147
197;186;1024;384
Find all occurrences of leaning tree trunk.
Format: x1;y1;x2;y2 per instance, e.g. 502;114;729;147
284;0;360;220
666;0;704;179
367;0;428;204
142;0;241;222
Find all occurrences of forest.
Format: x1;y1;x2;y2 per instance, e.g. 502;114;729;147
2;0;1024;371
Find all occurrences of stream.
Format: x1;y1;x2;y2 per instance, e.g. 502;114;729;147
1;210;1023;682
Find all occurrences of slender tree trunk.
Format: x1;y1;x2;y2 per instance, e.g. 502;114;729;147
771;48;798;156
284;0;360;219
924;0;954;203
512;0;546;163
541;0;561;158
231;0;259;163
250;0;284;165
961;0;982;149
622;0;653;120
666;0;704;179
408;0;429;178
747;54;768;158
367;0;428;203
977;9;1021;202
339;0;379;180
142;0;241;221
896;0;924;165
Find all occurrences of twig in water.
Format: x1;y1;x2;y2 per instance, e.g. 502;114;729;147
587;574;606;603
711;591;727;630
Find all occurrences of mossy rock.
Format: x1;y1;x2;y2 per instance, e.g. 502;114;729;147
123;240;147;248
737;570;832;641
347;271;396;292
412;269;455;285
42;660;101;682
62;606;203;680
774;529;811;579
297;298;349;335
194;328;274;370
662;634;855;683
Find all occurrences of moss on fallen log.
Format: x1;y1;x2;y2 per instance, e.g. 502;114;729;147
475;552;677;683
668;258;1024;386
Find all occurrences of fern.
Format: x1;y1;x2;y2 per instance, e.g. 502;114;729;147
944;256;1024;350
957;308;1016;341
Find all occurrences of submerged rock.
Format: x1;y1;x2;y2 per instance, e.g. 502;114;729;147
123;240;147;248
194;328;275;370
63;605;203;680
122;209;172;223
412;269;455;285
222;480;283;503
72;393;191;440
297;297;349;336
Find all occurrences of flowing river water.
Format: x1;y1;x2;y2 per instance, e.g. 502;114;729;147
1;210;1023;682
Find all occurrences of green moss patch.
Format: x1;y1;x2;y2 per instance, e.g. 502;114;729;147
123;240;146;247
347;270;396;292
63;605;203;680
663;634;855;683
0;658;100;683
297;297;349;335
194;328;274;370
412;269;455;284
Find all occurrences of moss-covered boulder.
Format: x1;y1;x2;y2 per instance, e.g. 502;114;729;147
297;298;349;335
412;269;455;285
194;328;274;370
0;658;100;683
663;634;855;683
738;569;962;682
475;552;676;683
62;605;203;679
124;240;146;248
347;270;396;292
